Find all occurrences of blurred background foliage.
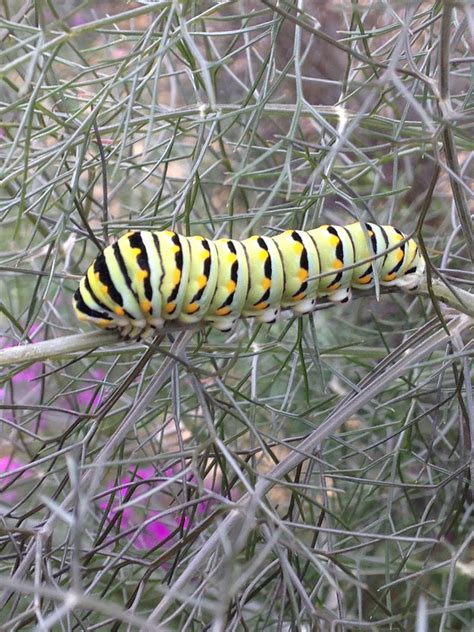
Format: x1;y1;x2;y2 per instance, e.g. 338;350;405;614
0;1;472;630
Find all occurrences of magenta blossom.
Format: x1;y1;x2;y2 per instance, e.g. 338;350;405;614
98;467;173;549
1;326;104;432
98;466;212;550
0;455;31;504
74;369;105;410
1;327;43;385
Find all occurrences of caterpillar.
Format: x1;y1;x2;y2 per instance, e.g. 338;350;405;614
73;222;425;339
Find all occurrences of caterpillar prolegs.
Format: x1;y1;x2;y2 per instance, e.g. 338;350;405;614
73;222;425;338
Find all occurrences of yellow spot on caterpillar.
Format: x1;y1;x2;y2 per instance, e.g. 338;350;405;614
130;247;141;257
227;280;237;292
358;275;371;284
292;292;305;301
136;269;149;281
329;235;340;247
368;230;374;237
254;301;268;310
172;245;180;254
166;302;175;314
114;306;125;316
333;260;343;269
98;319;111;328
216;306;231;316
172;269;181;284
198;275;208;289
293;242;304;254
320;224;329;230
185;302;199;314
77;313;87;321
298;269;308;281
383;272;396;282
262;278;271;290
201;250;210;260
94;272;109;295
259;250;269;261
140;300;151;313
163;230;175;237
330;283;341;291
227;253;237;264
396;249;404;262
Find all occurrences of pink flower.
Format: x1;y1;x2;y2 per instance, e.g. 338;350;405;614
0;326;104;432
69;12;87;27
98;466;213;550
75;370;105;410
99;468;173;549
1;328;42;385
11;364;41;384
0;455;31;504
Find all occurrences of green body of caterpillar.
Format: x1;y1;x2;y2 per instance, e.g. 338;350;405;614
73;222;425;338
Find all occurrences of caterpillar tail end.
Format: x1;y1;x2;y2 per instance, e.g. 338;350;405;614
394;254;427;291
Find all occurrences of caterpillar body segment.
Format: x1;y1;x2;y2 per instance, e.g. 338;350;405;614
240;235;284;322
204;238;249;331
73;222;425;338
179;236;218;325
273;230;321;314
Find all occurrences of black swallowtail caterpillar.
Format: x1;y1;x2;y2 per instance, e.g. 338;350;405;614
73;222;425;338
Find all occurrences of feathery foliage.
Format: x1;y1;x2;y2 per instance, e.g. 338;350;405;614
0;1;472;630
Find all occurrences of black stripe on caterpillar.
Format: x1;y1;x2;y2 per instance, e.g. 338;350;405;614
73;222;425;338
